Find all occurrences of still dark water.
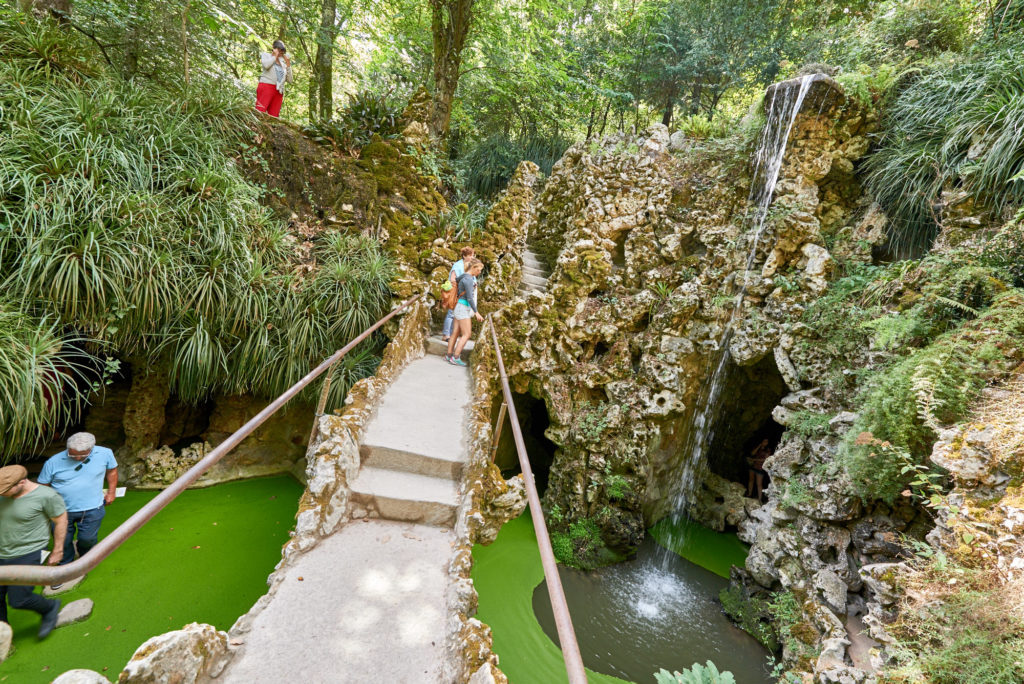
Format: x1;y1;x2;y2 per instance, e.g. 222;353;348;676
533;536;774;683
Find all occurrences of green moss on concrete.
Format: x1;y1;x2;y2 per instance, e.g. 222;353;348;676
648;516;749;579
1;476;303;683
471;512;628;684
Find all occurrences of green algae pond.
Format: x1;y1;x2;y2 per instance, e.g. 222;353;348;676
473;513;773;683
0;476;303;683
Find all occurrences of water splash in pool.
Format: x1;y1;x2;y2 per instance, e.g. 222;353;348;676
534;537;774;683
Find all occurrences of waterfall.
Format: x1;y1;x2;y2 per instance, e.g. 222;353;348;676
655;75;818;561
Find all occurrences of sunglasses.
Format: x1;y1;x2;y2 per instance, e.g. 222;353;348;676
74;457;91;471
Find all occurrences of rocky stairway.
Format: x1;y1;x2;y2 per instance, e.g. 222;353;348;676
518;247;550;296
221;350;471;683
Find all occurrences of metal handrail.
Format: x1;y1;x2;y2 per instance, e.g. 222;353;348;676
487;315;587;684
0;293;425;585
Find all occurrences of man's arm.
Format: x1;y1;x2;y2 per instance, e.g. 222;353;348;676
48;512;67;566
104;467;118;505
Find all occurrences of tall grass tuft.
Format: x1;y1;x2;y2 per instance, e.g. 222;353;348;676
866;45;1024;255
0;305;95;460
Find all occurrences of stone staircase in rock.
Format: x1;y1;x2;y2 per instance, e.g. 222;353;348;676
519;247;550;297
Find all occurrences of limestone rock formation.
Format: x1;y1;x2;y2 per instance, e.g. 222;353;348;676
488;77;880;571
118;622;230;684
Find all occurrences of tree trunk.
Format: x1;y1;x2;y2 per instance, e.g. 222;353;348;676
661;98;674;127
313;0;338;123
429;0;475;139
598;98;612;138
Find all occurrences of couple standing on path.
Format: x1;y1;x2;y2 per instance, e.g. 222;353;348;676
0;433;117;639
442;246;484;367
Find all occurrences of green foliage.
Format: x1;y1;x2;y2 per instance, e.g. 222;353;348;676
866;45;1024;254
304;91;401;153
552;517;610;570
653;661;736;684
458;133;566;197
415;201;489;243
834;63;898;107
573;402;611;443
835;0;973;67
841;290;1024;502
604;472;631;501
719;585;779;651
672;115;730;140
0;305;94;461
0;19;394;433
787;411;833;438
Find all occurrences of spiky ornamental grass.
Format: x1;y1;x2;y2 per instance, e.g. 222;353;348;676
0;15;393;459
866;44;1024;256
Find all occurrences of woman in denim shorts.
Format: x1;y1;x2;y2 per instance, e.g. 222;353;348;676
446;258;484;366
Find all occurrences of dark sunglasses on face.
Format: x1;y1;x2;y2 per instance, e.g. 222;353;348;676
74;457;91;471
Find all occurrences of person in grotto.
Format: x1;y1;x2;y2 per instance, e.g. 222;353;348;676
0;465;67;638
39;432;118;589
446;257;485;366
255;40;293;118
746;438;772;503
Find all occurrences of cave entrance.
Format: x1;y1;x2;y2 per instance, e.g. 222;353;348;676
705;353;788;488
492;391;557;497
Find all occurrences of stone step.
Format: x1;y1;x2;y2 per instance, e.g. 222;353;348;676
521;273;549;288
522;256;544;269
349;467;459;527
522;265;548;278
426;335;473;361
360;442;464;481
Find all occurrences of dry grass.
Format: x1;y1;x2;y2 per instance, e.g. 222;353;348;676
970;372;1024;472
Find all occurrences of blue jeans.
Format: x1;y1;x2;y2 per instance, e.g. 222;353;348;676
1;550;58;621
60;506;105;565
443;308;456;338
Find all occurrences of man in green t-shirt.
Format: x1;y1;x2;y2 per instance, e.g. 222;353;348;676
0;465;68;638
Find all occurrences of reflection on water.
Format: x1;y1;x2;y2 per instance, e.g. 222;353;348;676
533;537;774;683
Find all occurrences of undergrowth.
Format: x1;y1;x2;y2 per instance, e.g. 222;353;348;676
0;16;394;460
884;554;1024;684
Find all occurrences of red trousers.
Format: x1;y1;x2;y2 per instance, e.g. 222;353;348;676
256;83;283;117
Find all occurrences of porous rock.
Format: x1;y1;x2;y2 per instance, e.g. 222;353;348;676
118;622;230;684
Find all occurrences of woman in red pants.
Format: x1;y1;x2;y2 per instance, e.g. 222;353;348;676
255;40;293;118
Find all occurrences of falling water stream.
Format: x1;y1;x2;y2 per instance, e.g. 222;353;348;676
654;74;820;559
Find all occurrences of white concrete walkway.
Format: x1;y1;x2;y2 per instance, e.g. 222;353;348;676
222;353;471;683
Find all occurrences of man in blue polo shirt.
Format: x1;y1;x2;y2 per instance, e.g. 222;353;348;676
38;432;118;579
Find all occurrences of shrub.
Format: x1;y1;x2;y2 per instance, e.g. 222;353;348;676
672;114;730;141
459;132;567;196
719;585;780;650
304;90;401;152
0;18;394;435
841;291;1024;502
0;305;96;461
